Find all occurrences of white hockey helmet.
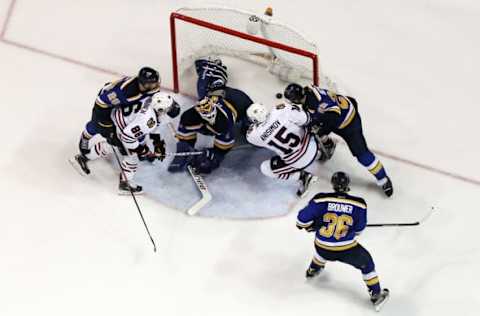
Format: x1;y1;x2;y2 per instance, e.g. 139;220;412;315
247;103;269;124
150;92;174;115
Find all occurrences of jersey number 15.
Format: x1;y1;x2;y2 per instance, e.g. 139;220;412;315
267;126;301;155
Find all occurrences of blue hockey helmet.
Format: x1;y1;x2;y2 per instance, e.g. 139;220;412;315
331;171;350;193
138;67;160;89
284;83;305;104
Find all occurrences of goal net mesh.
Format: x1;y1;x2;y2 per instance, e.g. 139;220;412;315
171;7;328;94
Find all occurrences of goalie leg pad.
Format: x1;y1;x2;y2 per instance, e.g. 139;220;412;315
168;141;195;173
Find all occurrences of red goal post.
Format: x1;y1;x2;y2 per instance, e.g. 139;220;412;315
169;7;319;94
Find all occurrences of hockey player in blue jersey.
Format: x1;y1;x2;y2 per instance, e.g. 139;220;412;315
167;58;254;174
284;83;393;197
72;67;179;174
168;95;239;174
296;171;390;311
194;58;253;128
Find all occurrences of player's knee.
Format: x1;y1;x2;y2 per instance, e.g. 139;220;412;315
260;160;276;178
85;121;98;136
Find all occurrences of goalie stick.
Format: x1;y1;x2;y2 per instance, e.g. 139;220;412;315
167;122;212;215
186;165;212;216
366;207;435;227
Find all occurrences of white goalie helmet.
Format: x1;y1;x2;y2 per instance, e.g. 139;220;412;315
247;103;269;124
150;92;174;115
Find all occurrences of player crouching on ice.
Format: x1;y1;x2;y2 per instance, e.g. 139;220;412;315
71;92;180;194
168;95;238;174
296;172;390;311
245;102;328;197
168;57;253;174
284;83;393;197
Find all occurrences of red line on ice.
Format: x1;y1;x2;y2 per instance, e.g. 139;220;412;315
0;0;479;188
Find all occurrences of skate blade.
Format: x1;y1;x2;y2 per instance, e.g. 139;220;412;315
68;157;88;177
374;294;390;312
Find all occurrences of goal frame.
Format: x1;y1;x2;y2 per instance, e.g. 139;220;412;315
169;10;319;93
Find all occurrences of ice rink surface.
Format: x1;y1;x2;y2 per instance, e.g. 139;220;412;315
1;0;479;315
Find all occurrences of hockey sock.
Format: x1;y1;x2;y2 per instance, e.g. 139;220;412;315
357;151;388;186
311;252;326;270
361;261;381;294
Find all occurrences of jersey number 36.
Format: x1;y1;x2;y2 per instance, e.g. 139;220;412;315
319;213;353;240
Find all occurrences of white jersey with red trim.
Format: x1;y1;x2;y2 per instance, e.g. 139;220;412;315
111;103;159;150
247;103;313;164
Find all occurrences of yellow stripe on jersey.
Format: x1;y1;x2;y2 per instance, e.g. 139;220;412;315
222;99;238;122
325;106;341;115
95;99;109;109
183;124;203;131
296;220;313;228
339;106;356;129
313;197;366;209
176;134;197;141
214;140;234;150
98;122;113;128
120;77;135;90
315;240;358;251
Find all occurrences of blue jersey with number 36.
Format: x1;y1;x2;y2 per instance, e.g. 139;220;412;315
297;192;367;251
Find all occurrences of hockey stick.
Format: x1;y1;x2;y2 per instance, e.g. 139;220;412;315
167;122;212;216
110;145;157;252
366;207;435;228
186;165;212;216
313;133;334;161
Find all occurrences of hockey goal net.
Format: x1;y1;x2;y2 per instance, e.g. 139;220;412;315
170;6;322;95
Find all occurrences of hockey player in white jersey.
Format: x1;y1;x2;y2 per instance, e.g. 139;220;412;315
71;92;178;194
246;102;327;197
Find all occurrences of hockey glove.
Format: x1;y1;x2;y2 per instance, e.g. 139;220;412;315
191;148;224;174
166;101;181;118
133;144;151;160
151;139;166;162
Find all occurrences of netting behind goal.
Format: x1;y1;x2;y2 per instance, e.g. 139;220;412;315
170;6;322;94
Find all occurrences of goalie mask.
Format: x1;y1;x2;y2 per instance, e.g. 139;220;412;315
195;96;218;122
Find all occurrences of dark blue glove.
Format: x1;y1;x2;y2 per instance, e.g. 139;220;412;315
191;148;225;174
167;101;180;118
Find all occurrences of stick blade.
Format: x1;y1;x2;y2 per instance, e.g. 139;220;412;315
186;166;212;216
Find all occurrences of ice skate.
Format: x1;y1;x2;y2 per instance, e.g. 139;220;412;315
297;171;317;197
69;154;90;176
371;288;390;312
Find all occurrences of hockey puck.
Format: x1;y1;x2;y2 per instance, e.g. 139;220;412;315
276;92;283;99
